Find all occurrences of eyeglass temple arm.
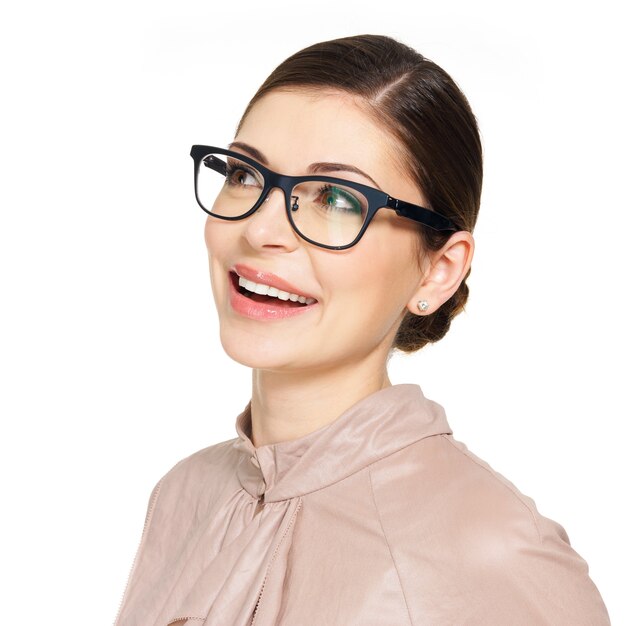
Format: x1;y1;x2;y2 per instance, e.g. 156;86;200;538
387;196;459;232
203;155;228;177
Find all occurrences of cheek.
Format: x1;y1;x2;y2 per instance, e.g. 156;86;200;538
320;236;416;335
204;217;235;258
204;217;218;251
204;219;232;293
319;249;400;320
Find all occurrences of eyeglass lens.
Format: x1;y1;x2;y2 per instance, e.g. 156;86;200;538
197;153;369;247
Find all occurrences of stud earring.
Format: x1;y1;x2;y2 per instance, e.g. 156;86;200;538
417;300;429;312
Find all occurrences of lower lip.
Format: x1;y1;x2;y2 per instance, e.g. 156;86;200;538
228;273;319;320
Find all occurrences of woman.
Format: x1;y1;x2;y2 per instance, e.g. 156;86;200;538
115;34;610;625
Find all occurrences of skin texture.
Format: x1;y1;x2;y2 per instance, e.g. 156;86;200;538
204;89;474;447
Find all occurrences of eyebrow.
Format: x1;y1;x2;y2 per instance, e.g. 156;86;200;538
227;141;382;189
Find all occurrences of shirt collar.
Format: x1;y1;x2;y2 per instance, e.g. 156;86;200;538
233;383;453;503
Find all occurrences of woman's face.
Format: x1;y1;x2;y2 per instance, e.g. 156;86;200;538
205;89;434;373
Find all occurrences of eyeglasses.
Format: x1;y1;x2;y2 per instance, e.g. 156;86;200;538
190;145;460;250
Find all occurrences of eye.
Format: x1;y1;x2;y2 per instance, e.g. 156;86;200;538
225;162;262;188
318;184;364;214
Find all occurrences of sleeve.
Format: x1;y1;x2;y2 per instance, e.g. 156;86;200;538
111;443;228;626
436;438;611;625
381;435;612;626
449;508;612;625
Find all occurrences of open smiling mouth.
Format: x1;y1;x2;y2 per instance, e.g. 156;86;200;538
229;271;315;308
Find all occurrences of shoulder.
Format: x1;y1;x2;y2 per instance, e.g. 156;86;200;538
422;434;555;544
159;436;240;485
147;437;241;520
371;433;550;542
370;434;610;624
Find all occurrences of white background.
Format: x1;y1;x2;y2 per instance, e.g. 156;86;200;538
1;0;623;623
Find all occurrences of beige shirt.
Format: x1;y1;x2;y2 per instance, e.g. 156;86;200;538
114;384;610;625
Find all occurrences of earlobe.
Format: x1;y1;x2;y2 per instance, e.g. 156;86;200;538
406;297;431;316
407;232;474;315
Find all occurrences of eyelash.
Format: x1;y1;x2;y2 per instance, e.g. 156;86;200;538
317;184;363;214
225;163;259;185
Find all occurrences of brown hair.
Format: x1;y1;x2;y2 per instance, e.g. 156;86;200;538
234;34;483;353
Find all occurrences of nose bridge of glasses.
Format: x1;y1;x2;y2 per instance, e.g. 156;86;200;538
262;186;285;207
245;184;302;246
260;180;298;212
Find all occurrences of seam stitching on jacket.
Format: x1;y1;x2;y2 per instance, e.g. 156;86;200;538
113;477;164;625
441;434;543;545
368;466;414;626
251;497;303;624
114;449;206;625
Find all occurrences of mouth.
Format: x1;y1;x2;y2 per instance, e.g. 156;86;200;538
229;271;315;308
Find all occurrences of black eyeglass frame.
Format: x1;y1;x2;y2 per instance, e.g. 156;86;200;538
190;144;460;251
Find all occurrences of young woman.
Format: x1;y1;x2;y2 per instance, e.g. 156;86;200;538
115;34;610;625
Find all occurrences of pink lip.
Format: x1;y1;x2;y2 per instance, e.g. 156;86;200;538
231;263;318;301
228;270;319;321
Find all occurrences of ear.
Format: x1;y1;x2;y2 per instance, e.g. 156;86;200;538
407;231;475;316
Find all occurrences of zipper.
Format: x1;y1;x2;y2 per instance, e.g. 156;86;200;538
250;497;303;625
112;478;164;626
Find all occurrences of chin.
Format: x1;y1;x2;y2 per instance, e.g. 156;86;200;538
219;330;302;370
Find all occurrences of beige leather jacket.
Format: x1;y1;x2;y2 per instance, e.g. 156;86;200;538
114;384;610;625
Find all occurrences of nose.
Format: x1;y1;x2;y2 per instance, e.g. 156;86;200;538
241;187;300;251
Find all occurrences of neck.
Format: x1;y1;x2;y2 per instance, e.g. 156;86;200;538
249;354;393;448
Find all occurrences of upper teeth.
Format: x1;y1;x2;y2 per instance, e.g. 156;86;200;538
238;276;316;305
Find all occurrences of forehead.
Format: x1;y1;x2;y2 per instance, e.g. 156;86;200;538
235;89;402;178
